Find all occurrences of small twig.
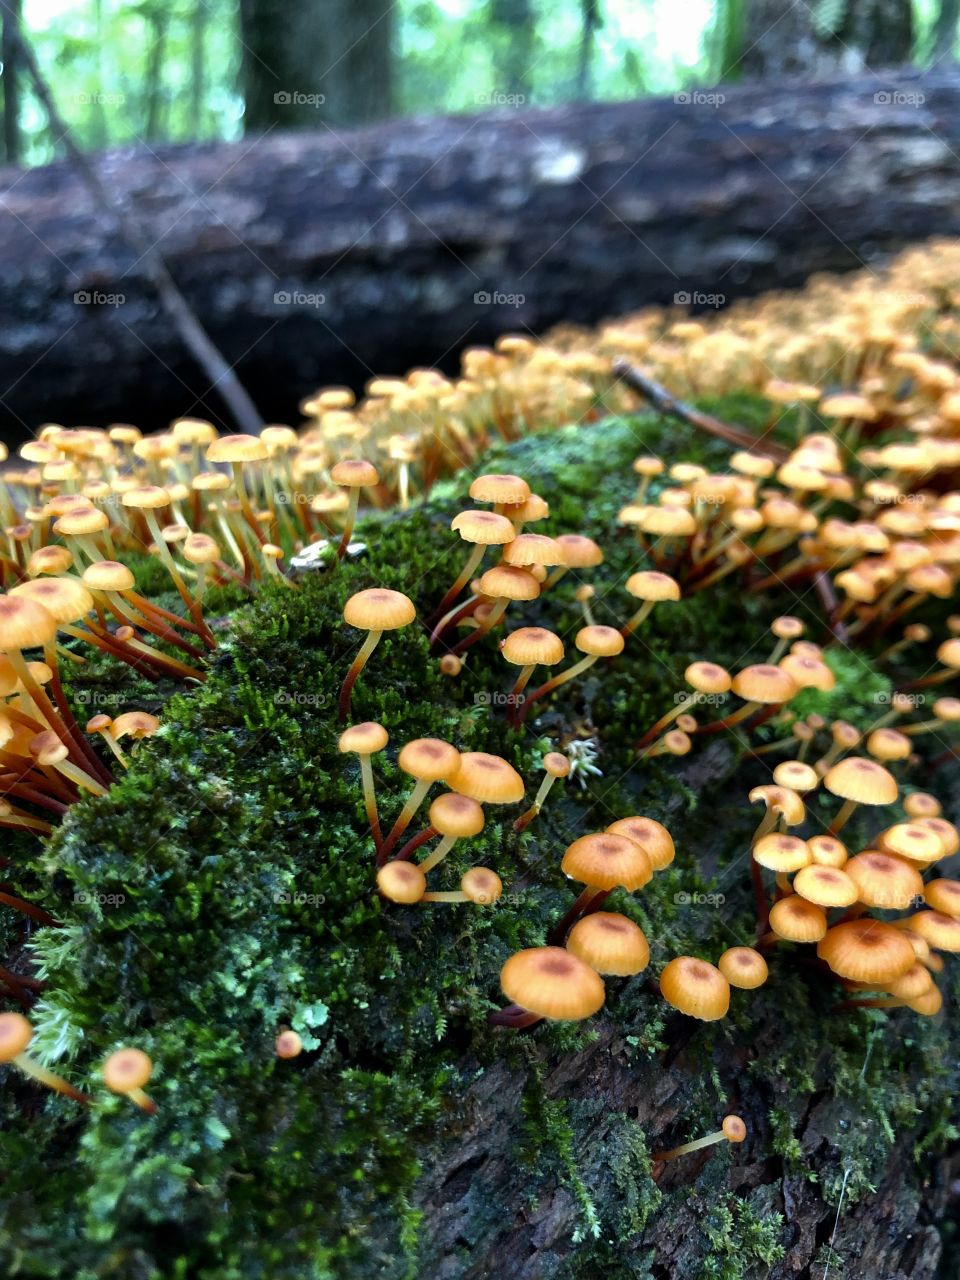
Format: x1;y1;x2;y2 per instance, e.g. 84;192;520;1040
612;359;789;461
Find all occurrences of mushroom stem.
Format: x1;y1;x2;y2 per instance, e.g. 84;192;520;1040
338;630;383;723
828;797;859;835
393;825;438;862
506;663;537;726
420;889;472;903
752;860;769;938
488;1005;542;1029
417;835;458;874
694;699;762;735
13;1052;90;1103
446;597;510;658
42;640;113;786
513;773;560;832
429;593;480;648
230;461;266;545
5;649;87;773
541;564;569;591
651;1128;739;1163
358;753;383;851
46;755;108;798
124;1085;157;1114
548;887;609;945
378;779;432;863
635;693;702;753
428;543;487;626
336;487;361;560
620;599;655;637
517;654;599;722
0;891;56;925
142;510;216;648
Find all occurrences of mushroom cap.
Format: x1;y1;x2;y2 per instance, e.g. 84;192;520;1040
606;817;675;869
924;878;960;917
82;560;137;592
731;664;798;705
428;792;485;837
936;637;960;668
866;728;911;762
792;865;859;909
877;822;946;863
275;1030;303;1059
915;817;960;856
192;469;231;492
376;861;426;904
0;594;58;649
112;712;161;741
625;570;680;602
906;910;960;952
932;697;960;722
500;946;605;1021
205;433;268;463
845;851;924;909
478;565;540;601
501;533;566;567
771;615;805;639
121;484;171;510
772;760;819;793
505;493;550;523
905;985;943;1016
887;963;935;1001
30;729;68;766
575;625;624;658
561;832;653;891
103;1047;152;1092
183;533;221;565
807;835;848;867
53;505;109;535
718;947;769;990
685;661;731;694
501;627;564;667
543;752;570;778
748;784;805;826
459;867;502;904
722;1114;748;1142
769;895;827;942
28;545;74;576
566;912;650;976
469;473;530;506
638;505;697;536
448;752;524;804
0;1011;32;1062
818;918;916;982
331;458;379;488
172;417;218;445
753;833;811;873
450;510;516;546
823;756;898;805
633;455;665;476
778;654;836;692
10;577;93;625
338;722;389;755
397;738;460;782
554;534;603;567
343;588;415;631
85;714;112;734
659;956;730;1021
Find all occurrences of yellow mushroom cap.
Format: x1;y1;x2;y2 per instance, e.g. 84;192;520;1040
718;947;769;990
397;738;460;782
924;878;960;917
478;565;540;601
543;752;570;778
53;505;109;536
459;866;502;904
428;792;485;838
605;817;675;870
500;946;605;1021
824;756;898;805
331;458;379;488
469;473;531;506
877;822;946;864
10;578;93;625
905;985;943;1016
376;861;426;904
82;560;137;592
906;910;960;952
866;728;911;762
748;784;805;826
0;1011;33;1062
561;832;653;891
792;865;859;909
845;851;924;909
769;895;827;942
85;714;112;734
722;1114;747;1142
633;455;664;476
685;661;731;695
343;588;415;631
915;817;960;857
817;918;915;983
753;833;811;873
192;470;231;492
450;510;516;545
112;712;161;740
103;1047;152;1093
638;505;697;536
205;433;268;464
501;627;564;667
659;956;730;1021
771;615;805;639
338;722;389;755
121;484;171;510
731;664;798;704
566;912;650;976
501;533;566;568
575;625;624;658
625;570;680;602
0;594;58;649
772;761;819;793
554;534;603;567
27;546;73;576
275;1029;303;1058
936;637;960;668
887;963;935;1001
172;417;218;445
448;752;524;804
778;654;836;692
183;533;221;565
807;835;848;867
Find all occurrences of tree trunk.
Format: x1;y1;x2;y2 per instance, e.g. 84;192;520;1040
737;0;914;79
240;0;394;133
489;0;536;99
934;0;959;61
3;66;960;436
1;0;23;165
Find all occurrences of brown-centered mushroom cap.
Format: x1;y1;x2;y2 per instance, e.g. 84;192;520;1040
338;722;389;755
846;851;924;909
625;570;680;602
817;918;915;983
103;1048;152;1092
575;625;624;658
469;473;531;506
500;946;605;1020
501;533;566;567
428;792;485;838
768;895;827;942
685;662;731;694
792;865;858;909
731;664;798;704
0;595;58;650
376;861;426;904
566;912;650;976
397;738;460;782
501;627;564;667
331;459;379;488
753;833;811;873
554;534;603;567
478;565;540;601
561;832;653;891
82;560;137;592
450;510;516;545
605;817;675;869
659;956;730;1020
343;588;416;631
112;712;161;740
121;485;171;510
10;578;93;625
205;434;268;464
718;947;768;990
448;752;524;803
824;756;898;805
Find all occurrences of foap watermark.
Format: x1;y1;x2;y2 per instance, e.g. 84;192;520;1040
874;90;925;107
75;891;125;907
274;90;326;108
274;290;326;308
74;290;125;307
274;690;328;709
674;90;725;107
674;890;725;908
674;290;725;308
474;290;525;308
673;690;725;706
273;890;326;907
474;690;525;708
874;690;926;708
74;90;125;107
475;91;526;107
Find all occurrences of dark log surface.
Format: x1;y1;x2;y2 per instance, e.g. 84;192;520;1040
3;65;960;435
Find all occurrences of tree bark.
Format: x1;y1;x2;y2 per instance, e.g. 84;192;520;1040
737;0;913;80
1;0;23;165
3;66;960;435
